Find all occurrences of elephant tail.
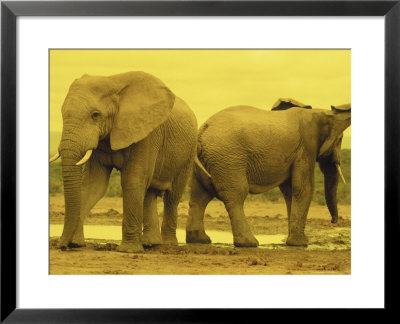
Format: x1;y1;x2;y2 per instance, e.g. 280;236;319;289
194;155;217;196
195;155;211;178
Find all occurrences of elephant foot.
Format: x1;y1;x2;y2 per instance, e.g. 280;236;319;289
233;234;259;248
68;241;86;248
117;241;144;253
162;234;178;246
58;237;70;251
331;216;338;224
286;233;308;247
186;230;212;244
58;243;68;251
141;232;162;247
68;236;86;248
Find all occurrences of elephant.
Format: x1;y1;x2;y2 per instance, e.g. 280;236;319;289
50;71;198;253
185;102;350;247
271;97;312;110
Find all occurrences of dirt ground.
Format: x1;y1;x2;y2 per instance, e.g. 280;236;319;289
49;195;351;275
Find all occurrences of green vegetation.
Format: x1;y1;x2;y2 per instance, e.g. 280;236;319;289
49;149;351;205
49;162;64;194
49;165;123;197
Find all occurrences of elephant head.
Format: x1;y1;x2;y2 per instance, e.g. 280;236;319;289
50;71;175;249
317;104;351;223
271;97;312;110
272;100;350;224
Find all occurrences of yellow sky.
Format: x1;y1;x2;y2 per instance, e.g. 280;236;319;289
50;49;351;148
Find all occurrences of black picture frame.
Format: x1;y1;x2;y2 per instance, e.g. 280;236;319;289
1;0;399;322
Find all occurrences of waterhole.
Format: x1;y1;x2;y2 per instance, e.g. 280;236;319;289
49;224;286;246
49;225;349;250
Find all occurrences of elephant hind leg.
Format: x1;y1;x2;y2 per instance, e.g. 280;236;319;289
215;178;258;247
142;189;162;247
223;196;259;247
161;165;191;245
186;173;213;244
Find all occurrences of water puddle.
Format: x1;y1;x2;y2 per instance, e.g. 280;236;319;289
49;224;286;246
49;225;349;250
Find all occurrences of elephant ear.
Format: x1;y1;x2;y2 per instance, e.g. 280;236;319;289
271;98;312;111
110;72;175;151
318;104;351;159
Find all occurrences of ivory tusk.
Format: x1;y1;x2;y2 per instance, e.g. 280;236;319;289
76;150;93;166
336;164;346;184
49;152;60;163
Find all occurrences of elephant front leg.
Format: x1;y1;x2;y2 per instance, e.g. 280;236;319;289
286;161;314;247
117;188;146;253
70;157;112;248
69;218;85;248
279;179;292;220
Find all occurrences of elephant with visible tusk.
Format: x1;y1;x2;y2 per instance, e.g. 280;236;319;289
186;101;350;247
50;71;198;253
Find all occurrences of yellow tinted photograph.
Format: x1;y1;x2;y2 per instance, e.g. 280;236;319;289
49;49;351;274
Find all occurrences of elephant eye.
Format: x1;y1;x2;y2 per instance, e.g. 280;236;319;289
91;112;101;120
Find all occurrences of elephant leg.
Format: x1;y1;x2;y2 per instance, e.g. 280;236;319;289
216;178;258;247
186;174;213;244
224;197;259;247
161;193;179;245
141;189;162;247
279;178;292;232
70;158;112;248
117;185;146;253
286;159;314;247
117;142;160;253
161;166;191;245
118;164;148;253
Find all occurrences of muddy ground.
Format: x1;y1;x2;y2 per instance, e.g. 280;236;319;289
49;195;351;275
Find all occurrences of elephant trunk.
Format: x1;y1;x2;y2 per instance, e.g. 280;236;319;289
318;160;339;223
58;137;85;250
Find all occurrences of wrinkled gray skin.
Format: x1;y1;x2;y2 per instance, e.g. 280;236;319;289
186;105;350;247
56;71;197;253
